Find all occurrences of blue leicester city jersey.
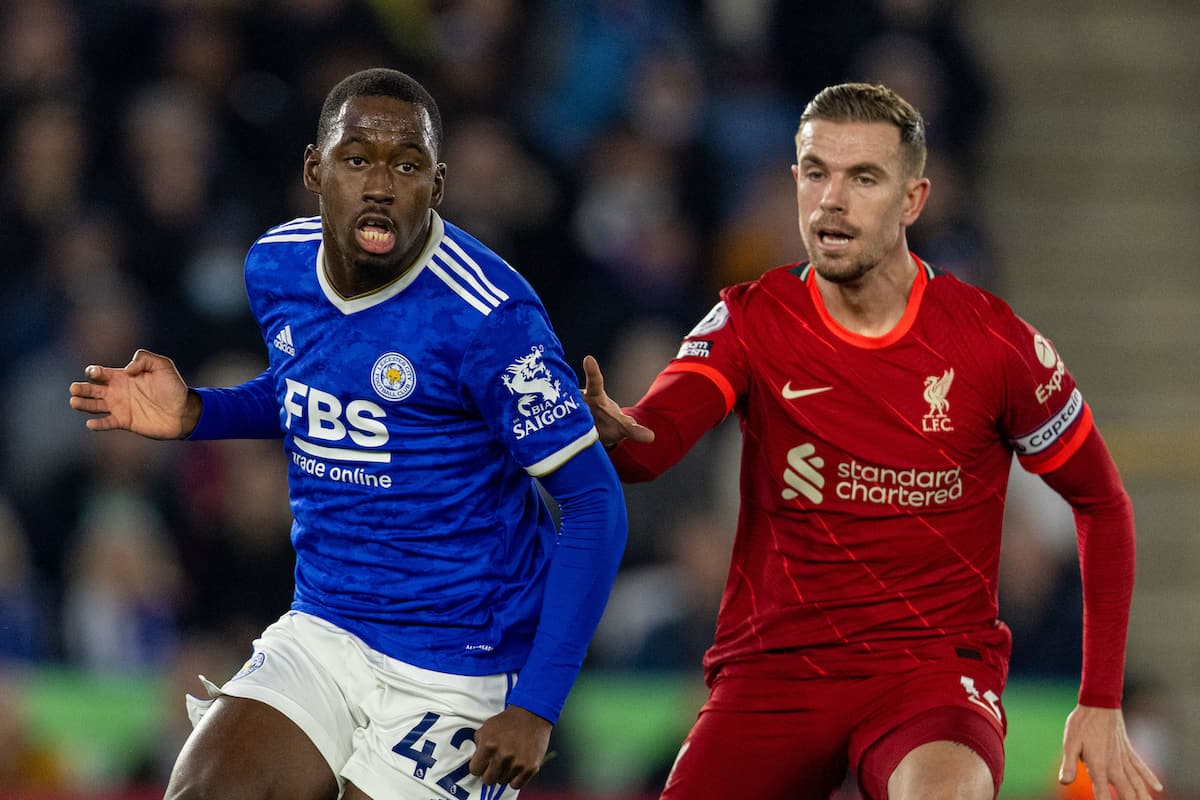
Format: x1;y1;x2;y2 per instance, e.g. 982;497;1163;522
244;211;598;675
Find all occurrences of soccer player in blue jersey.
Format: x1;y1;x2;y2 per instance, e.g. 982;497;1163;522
69;68;628;800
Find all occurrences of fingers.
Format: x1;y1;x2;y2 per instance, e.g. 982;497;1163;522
582;355;604;397
85;415;122;432
69;379;113;419
1131;750;1163;793
508;763;538;790
1109;751;1162;800
468;748;538;791
79;364;113;384
621;414;656;443
69;380;99;400
1088;764;1110;800
68;394;108;414
1059;746;1080;785
1076;753;1161;800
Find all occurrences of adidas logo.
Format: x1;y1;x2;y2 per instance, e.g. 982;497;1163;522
273;324;296;356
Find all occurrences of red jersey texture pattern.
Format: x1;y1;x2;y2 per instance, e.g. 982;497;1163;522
662;259;1093;687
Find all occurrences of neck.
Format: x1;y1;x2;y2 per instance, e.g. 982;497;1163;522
814;250;919;337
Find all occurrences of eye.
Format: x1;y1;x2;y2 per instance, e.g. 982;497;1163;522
396;162;417;174
345;155;368;167
804;169;825;181
854;173;878;186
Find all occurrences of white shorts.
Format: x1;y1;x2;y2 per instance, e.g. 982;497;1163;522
186;611;519;799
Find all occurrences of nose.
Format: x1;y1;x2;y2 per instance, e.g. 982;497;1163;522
362;163;394;203
820;175;847;213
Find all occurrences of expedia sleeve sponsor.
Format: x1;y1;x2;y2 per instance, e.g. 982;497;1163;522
1009;388;1084;456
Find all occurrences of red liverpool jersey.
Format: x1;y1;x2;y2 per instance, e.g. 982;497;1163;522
661;259;1093;684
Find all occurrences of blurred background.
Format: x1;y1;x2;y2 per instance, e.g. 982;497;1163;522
0;1;1196;798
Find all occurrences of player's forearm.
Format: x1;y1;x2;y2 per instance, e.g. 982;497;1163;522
1075;503;1134;708
509;442;627;722
1041;426;1135;707
187;369;283;440
608;371;729;482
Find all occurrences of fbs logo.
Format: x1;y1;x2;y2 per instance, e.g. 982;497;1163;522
782;443;825;503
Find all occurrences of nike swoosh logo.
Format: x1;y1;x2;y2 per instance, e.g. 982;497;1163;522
781;382;833;400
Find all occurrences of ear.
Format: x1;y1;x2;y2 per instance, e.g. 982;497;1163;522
900;176;931;226
430;162;447;209
302;144;321;195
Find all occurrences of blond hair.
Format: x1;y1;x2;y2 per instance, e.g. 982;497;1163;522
798;83;927;177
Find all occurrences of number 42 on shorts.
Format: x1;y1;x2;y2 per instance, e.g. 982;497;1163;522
393;711;508;799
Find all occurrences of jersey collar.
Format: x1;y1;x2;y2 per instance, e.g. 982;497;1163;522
803;253;931;349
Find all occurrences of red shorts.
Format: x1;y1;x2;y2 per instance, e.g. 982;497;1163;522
659;658;1006;800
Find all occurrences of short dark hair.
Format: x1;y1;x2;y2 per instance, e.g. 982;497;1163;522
798;83;927;177
315;68;443;157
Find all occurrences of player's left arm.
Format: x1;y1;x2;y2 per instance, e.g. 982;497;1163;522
471;441;627;788
506;440;626;720
1040;427;1162;798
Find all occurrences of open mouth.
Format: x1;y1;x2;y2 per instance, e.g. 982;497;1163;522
817;228;853;248
355;217;396;254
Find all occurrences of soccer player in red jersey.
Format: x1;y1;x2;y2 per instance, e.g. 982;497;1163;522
582;83;1161;800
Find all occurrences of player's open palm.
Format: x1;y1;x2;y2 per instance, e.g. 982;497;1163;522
69;349;197;439
1060;704;1162;800
581;355;654;447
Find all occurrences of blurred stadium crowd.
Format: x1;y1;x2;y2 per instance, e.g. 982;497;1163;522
0;0;1112;796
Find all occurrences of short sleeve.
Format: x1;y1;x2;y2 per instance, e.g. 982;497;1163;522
659;296;751;415
460;299;598;476
1000;315;1094;474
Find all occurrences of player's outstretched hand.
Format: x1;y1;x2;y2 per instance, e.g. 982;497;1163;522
1059;704;1162;800
68;349;201;440
581;355;655;448
469;705;552;791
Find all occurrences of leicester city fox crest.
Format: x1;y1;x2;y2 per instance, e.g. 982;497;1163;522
371;352;418;402
503;345;579;439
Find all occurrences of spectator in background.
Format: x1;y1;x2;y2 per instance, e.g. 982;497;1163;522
0;496;46;663
0;97;97;369
626;512;732;672
437;114;564;287
61;492;184;674
172;393;296;645
1001;460;1084;679
4;280;151;507
0;0;84;114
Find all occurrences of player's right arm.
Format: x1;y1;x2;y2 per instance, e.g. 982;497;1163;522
584;359;731;482
580;355;655;447
70;348;281;440
583;298;746;482
69;349;201;439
